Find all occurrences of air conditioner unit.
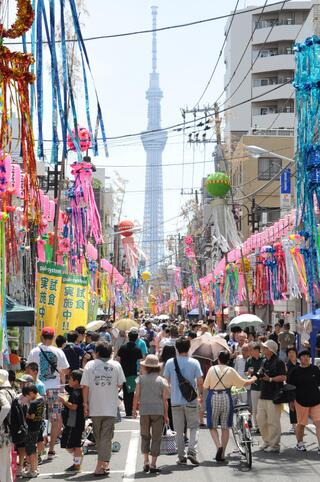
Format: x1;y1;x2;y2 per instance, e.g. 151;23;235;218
36;161;47;177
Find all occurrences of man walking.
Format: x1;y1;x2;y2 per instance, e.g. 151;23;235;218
117;330;143;416
27;327;69;459
257;340;286;453
278;323;295;362
81;341;125;476
164;336;203;466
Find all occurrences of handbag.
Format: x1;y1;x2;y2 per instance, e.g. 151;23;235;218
160;424;177;455
273;383;296;405
173;358;198;403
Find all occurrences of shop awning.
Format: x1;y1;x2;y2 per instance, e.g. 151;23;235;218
6;296;35;327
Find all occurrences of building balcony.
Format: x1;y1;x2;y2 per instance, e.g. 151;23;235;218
252;54;295;74
252;82;294;102
252;112;295;129
253;24;303;45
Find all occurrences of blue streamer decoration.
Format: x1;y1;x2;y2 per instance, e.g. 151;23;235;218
36;0;44;159
294;35;320;308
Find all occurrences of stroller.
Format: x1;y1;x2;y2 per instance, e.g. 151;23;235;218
82;409;122;455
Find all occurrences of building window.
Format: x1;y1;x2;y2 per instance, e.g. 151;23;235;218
258;157;282;180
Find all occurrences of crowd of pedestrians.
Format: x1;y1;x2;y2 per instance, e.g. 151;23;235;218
0;317;320;479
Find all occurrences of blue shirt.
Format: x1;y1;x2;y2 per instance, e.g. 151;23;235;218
36;379;46;397
136;338;148;370
163;356;202;406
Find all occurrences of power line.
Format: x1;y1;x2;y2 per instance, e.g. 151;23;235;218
29;81;291;144
214;0;270;105
222;0;288;106
93;143;293;168
5;1;292;45
193;0;240;108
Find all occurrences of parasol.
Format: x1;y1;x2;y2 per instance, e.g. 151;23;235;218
229;314;263;329
86;320;105;332
157;314;170;321
189;333;230;362
113;318;139;331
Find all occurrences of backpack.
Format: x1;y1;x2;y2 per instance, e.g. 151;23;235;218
2;391;28;445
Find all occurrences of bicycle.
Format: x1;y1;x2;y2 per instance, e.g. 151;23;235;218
231;388;253;469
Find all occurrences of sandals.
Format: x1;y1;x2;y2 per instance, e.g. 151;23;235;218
143;464;150;473
94;467;110;476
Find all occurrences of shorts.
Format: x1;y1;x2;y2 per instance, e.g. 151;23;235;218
206;389;233;429
37;429;44;443
295;401;320;426
46;388;64;420
25;431;39;456
61;425;84;449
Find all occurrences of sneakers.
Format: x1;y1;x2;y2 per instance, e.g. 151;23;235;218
176;457;188;465
47;450;56;460
22;471;38;478
264;446;280;453
296;442;307;452
187;453;200;465
65;464;81;473
289;426;296;434
258;442;269;450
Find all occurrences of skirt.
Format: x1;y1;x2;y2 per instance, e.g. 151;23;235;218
206;389;233;429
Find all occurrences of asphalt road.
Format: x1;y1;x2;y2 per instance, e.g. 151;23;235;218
37;412;320;482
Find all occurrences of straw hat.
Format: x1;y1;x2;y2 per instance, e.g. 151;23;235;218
140;354;161;368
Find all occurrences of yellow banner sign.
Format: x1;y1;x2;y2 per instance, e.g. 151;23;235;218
36;262;64;342
36;262;89;340
57;274;89;334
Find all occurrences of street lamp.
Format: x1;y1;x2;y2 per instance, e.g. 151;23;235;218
246;145;295;164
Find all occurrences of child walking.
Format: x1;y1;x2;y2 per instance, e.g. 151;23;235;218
133;354;169;474
22;384;45;478
59;370;85;473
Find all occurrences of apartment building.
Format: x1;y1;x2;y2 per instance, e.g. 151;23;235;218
223;1;312;238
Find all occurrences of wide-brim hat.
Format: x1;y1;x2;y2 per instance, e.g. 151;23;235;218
140;354;161;368
262;340;278;355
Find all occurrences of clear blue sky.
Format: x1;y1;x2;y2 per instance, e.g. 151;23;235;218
83;0;258;236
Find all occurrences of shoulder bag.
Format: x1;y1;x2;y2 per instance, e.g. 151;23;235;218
173;357;198;403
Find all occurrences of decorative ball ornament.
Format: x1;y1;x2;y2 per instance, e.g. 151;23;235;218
206;172;231;198
67;126;91;152
141;271;151;281
118;220;134;237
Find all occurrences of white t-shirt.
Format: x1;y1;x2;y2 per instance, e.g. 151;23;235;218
81;358;125;417
27;344;69;390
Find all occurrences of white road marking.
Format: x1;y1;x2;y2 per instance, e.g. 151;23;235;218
39;470;124;477
123;430;140;482
115;429;139;433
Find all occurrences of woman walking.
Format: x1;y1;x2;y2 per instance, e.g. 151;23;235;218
204;351;257;461
133;354;169;473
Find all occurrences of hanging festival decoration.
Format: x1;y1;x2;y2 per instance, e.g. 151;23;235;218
119;220;135;237
32;0;108;162
67;161;103;256
0;0;39;224
141;270;151;281
205;172;241;252
294;35;320;306
67;126;91;152
206;172;231;198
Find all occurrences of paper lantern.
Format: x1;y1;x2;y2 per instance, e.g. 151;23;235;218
119;220;134;237
206;172;231;198
141;271;151;281
67;126;91;152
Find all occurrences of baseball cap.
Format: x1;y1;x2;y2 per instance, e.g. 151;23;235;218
17;374;34;383
41;326;55;337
